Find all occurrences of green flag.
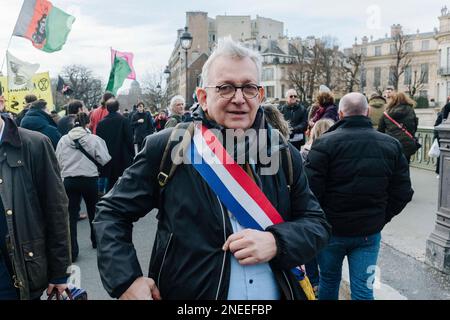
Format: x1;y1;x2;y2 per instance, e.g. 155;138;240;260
106;56;132;95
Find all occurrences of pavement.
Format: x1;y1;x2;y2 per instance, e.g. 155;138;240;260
72;167;450;300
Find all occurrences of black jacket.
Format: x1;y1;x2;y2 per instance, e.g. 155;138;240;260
305;116;413;237
131;112;155;144
20;108;61;149
94;110;331;300
96;112;134;180
0;115;71;299
280;103;308;138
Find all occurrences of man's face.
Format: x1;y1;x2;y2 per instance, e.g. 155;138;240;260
138;105;144;113
385;88;393;98
197;56;264;130
286;90;298;106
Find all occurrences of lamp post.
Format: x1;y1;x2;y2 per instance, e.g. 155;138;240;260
180;26;193;106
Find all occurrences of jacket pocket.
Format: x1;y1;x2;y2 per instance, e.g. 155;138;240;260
22;239;48;292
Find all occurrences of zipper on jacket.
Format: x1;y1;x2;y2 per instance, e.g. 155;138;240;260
157;233;173;288
282;270;294;300
215;196;227;300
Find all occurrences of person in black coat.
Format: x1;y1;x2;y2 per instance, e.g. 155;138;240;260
96;98;134;192
15;94;37;127
279;89;308;149
20;99;61;149
131;102;155;153
305;92;413;300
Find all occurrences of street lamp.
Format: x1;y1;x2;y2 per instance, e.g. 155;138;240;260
180;26;193;106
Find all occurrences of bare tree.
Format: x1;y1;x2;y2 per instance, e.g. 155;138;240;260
407;69;427;97
342;53;362;92
391;33;412;91
141;70;169;112
58;65;104;109
288;44;309;102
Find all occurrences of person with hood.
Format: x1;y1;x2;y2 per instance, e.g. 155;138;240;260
131;102;155;154
378;92;419;163
20;99;61;149
368;93;386;129
56;110;111;262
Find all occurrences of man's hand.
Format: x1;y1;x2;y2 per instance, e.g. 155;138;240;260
47;283;68;296
138;119;144;123
222;229;277;266
119;277;161;300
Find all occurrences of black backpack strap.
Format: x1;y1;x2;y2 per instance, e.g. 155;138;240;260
157;122;195;187
73;139;102;168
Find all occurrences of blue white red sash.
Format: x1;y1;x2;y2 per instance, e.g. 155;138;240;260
187;123;306;281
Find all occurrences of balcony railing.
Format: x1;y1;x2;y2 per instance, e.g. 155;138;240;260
410;127;438;171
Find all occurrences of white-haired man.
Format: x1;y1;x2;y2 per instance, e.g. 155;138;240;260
94;38;330;300
304;92;413;300
164;95;185;129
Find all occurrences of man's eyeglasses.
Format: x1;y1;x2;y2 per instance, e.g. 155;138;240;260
289;95;298;99
205;84;262;99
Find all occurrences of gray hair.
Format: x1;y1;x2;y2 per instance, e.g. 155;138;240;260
339;92;369;116
200;37;262;87
285;89;297;98
170;95;185;112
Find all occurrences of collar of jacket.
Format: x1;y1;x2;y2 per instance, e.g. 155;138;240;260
327;115;373;133
0;115;24;169
27;108;57;127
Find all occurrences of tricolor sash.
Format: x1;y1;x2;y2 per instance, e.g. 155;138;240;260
187;123;315;300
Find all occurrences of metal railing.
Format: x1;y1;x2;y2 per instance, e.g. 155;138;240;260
410;127;438;171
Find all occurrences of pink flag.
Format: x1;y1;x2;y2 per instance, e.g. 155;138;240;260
110;48;136;80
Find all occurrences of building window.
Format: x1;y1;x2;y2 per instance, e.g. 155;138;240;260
281;84;286;97
390;44;396;55
421;64;429;84
447;81;450;98
389;66;396;86
405;42;413;52
265;86;275;98
361;47;367;56
361;69;367;88
262;68;274;81
374;67;381;87
421;40;430;51
404;66;412;85
374;46;382;56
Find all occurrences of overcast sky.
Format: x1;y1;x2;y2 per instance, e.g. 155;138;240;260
0;0;446;93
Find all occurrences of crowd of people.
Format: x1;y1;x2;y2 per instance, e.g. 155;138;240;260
0;37;448;301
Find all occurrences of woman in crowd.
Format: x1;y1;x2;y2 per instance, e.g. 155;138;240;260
56;109;111;262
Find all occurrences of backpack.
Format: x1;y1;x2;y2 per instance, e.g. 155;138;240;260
156;122;294;192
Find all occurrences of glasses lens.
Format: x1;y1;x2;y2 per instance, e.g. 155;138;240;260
242;84;259;99
290;95;297;98
218;84;236;99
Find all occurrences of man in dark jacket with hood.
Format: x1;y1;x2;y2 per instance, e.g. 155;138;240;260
305;92;413;300
0;114;71;300
15;94;37;127
94;38;330;300
20;99;61;149
279;89;308;149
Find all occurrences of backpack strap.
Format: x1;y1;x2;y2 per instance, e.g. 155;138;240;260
157;122;195;187
73;139;102;168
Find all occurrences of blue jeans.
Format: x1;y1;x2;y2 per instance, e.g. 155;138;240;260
317;233;381;300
